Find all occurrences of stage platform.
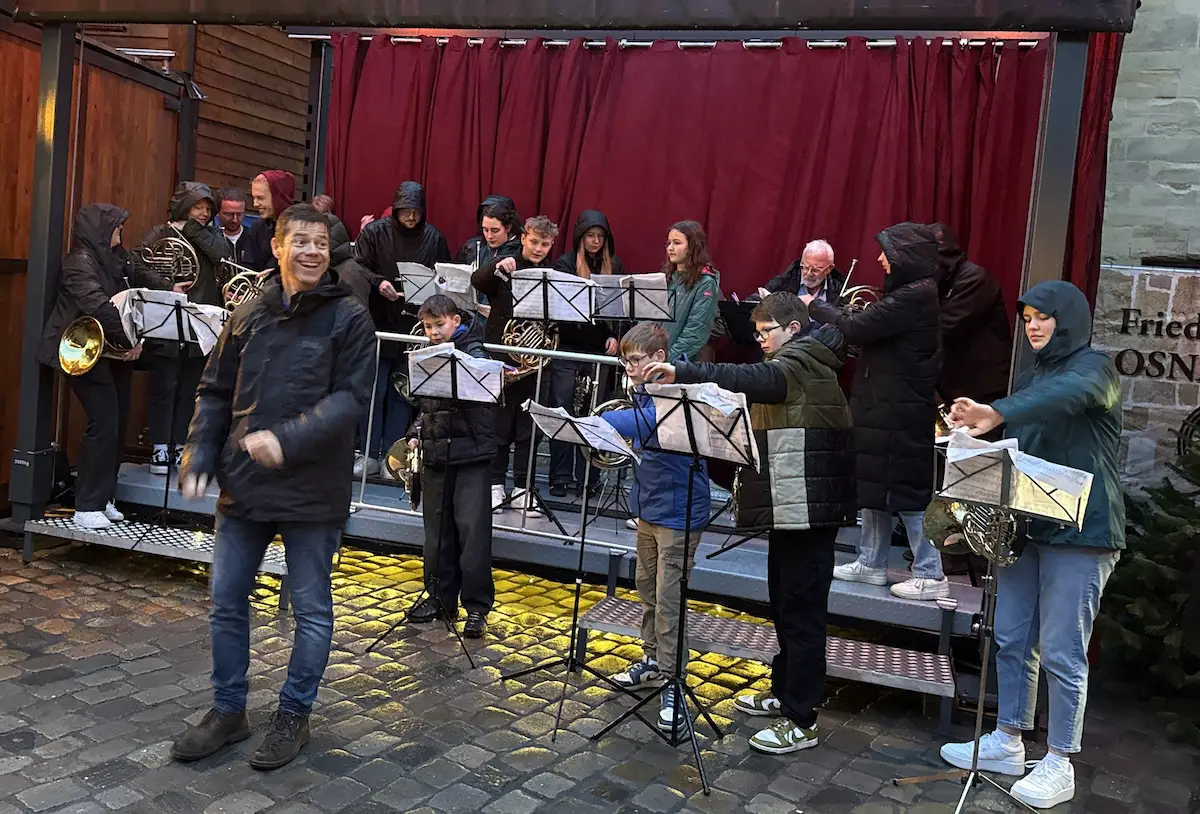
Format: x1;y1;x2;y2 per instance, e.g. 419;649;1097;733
112;463;982;637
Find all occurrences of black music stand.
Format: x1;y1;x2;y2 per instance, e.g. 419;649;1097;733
129;291;223;549
594;272;672;323
893;436;1091;814
365;347;505;665
500;402;643;739
589;384;759;795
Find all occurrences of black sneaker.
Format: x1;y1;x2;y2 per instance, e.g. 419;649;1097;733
409;597;456;624
549;482;569;497
149;448;170;476
463;611;487;639
249;708;310;771
170;708;251;762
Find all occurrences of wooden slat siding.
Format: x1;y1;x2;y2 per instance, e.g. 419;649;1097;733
191;25;309;195
0;30;177;510
85;23;170;53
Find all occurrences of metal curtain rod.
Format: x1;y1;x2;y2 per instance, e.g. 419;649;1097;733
288;33;1040;49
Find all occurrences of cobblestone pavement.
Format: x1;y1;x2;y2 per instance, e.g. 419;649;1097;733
0;540;1196;814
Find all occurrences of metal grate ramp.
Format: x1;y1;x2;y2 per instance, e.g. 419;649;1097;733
23;516;288;576
579;596;954;699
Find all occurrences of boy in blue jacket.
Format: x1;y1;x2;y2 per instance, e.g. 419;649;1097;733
600;322;711;733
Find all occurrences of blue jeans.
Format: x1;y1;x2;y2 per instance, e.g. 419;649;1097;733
359;355;412;459
857;508;945;579
994;543;1119;753
210;512;342;717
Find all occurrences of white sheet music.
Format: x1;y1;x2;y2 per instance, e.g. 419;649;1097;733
592;273;671;320
525;401;640;463
434;263;479;312
511;268;595;323
117;288;227;355
408;342;504;403
396;262;438;304
644;382;760;470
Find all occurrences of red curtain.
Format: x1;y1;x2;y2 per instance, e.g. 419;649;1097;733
326;35;1072;302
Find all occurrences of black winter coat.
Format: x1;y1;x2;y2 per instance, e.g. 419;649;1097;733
241;218;276;273
38;204;169;367
408;315;497;469
552;209;624;354
327;214;372;309
808;222;941;512
471;250;553;348
454;194;521;267
764;262;846;303
182;270;376;523
930;223;1012;402
355;181;451;347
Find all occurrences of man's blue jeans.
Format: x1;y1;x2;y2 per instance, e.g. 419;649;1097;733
210;512;342;717
994;543;1119;753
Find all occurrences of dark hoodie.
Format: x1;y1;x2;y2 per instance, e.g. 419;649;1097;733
38;204;169;367
241;170;296;272
552;210;625;353
354;181;451;345
182;267;376;523
808;222;941;511
327;215;371;309
992;281;1123;550
133;181;231;309
930;223;1012;402
471;239;554;349
454;193;522;267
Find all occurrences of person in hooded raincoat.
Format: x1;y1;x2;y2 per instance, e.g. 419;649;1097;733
806;222;950;601
132;181;232;476
547;210;623;495
942;281;1124;811
242;170;295;272
352;181;452;477
455;194;523;268
38;204;170;529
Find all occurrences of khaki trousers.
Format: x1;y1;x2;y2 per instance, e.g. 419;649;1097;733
635;520;697;675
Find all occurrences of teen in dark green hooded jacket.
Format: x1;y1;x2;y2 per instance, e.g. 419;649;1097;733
940;280;1123;810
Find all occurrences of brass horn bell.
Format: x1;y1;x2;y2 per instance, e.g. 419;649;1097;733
58;316;108;376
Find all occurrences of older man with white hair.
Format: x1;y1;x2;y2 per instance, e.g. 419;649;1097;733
761;239;845;303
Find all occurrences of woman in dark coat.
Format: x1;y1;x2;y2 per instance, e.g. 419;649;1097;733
806;222;948;601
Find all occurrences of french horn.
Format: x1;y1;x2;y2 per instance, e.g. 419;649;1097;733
935;403;953;440
384;438;422;509
502;319;559;385
390;322;427;404
58;317;122;376
135;229;199;284
924;498;1021;567
587;396;636;470
220;259;267;311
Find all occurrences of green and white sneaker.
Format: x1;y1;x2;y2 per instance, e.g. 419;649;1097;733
733;690;782;717
749;719;818;754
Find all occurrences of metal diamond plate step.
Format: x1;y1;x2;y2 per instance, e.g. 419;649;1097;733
579;596;954;698
24;517;288;576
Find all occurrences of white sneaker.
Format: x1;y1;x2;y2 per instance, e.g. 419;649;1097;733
733;690;782;716
492;484;508;513
352;454;380;478
940;730;1026;776
890;577;951;601
511;487;541;515
832;560;888;586
102;502;125;523
1011;756;1075;809
625;516;639;531
73;511;112;530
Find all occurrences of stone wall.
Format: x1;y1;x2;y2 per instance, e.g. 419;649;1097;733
1093;265;1200;485
1102;0;1200;265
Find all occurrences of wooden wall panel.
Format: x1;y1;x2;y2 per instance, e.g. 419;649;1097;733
0;31;40;260
192;25;309;198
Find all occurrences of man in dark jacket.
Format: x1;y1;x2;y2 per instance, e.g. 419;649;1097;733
133;181;232;475
763;240;846;304
454;194;522;267
547;209;622;495
942;281;1123;809
807;222;949;601
471;215;556;512
172;204;375;771
647;292;855;754
930;223;1012;403
405;295;496;637
39;204;167;529
215;187;248;265
241;170;295;272
352;181;452;477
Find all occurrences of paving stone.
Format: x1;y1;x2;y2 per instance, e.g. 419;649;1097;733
133;685;187;705
346;732;403;757
95;785;145;810
712;768;765;796
632;782;687;812
426;782;490;812
77;757;144;790
483;790;543;814
499;745;556;772
372;777;434;811
306;777;370;811
522;771;576;799
201;790;275;814
16;778;89;812
411;758;468;790
557;751;617;781
745;793;796;814
120;657;171;676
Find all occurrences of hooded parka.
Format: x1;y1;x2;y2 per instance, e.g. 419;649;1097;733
132;181;232;310
552;210;625;353
808;222;941;512
993;281;1124;550
454;194;522;267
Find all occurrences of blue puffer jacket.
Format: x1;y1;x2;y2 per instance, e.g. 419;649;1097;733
601;390;711;531
993;281;1124;550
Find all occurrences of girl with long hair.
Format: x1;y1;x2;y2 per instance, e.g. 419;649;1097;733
662;220;719;362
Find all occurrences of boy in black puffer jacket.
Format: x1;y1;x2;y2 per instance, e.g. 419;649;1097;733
405;295;497;638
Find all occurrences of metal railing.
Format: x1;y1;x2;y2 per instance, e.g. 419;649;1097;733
353;331;628;547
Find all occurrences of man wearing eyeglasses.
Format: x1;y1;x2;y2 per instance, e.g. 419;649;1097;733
760;239;845;303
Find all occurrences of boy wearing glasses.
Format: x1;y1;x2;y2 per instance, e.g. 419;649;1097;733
599;323;711;734
645;291;855;754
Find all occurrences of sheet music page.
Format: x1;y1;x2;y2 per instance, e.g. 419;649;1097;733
186;304;230;354
131;289;195;343
395;262;437;304
1011;452;1093;530
594;275;627;318
626;272;670;320
108;289;141;346
645;382;761;470
433;263;479;312
511;268;595;323
408;342;504;403
525;401;640;463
